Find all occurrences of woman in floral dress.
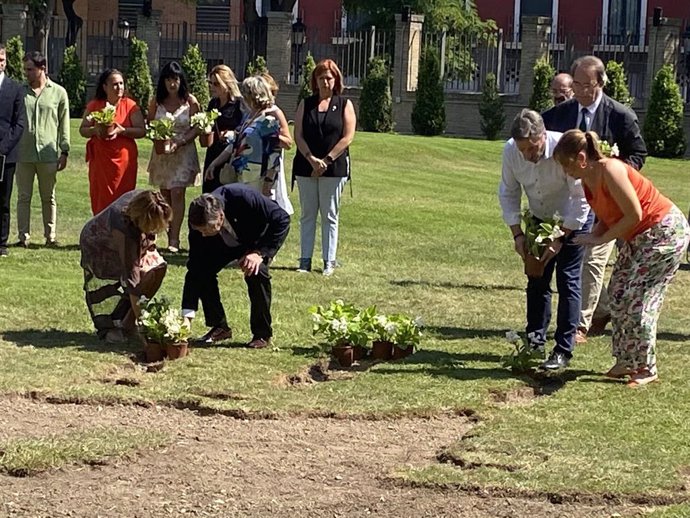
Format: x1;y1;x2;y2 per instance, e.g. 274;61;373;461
147;61;201;252
554;130;690;386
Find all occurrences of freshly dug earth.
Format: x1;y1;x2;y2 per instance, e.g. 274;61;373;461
0;398;644;517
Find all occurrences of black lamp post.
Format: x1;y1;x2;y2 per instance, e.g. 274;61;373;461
117;19;130;41
292;18;307;82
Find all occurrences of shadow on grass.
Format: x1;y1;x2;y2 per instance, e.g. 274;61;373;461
2;329;138;355
390;279;523;291
426;325;510;341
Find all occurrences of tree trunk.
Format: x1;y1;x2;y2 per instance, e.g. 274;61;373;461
62;0;83;48
30;0;57;65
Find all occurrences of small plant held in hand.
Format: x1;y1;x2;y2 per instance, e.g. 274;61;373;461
137;296;190;345
598;141;620;158
522;209;565;259
503;330;541;372
86;103;116;126
146;113;176;141
190;109;220;134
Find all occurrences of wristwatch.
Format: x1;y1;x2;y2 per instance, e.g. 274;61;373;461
324;155;334;165
61;151;69;157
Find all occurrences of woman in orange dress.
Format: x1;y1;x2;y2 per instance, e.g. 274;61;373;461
79;68;147;214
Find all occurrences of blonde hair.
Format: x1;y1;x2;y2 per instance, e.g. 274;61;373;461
260;72;279;97
553;129;605;166
124;191;172;234
240;75;274;110
209;64;241;99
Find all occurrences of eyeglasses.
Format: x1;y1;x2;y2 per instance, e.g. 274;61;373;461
572;80;599;91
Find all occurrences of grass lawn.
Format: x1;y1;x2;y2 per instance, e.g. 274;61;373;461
1;120;690;508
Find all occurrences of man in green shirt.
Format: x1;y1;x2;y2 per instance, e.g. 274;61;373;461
15;51;70;247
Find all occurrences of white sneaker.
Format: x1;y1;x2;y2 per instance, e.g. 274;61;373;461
323;261;336;276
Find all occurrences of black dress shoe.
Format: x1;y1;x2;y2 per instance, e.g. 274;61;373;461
540;350;570;370
195;325;232;344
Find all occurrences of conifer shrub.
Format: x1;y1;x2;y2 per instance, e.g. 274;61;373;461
57;45;86;117
5;36;25;82
359;56;393;133
479;72;505;140
245;55;268;77
603;60;633;107
298;52;316;105
126;37;153;118
643;64;686;158
181;44;210;110
529;56;554;113
411;47;446;136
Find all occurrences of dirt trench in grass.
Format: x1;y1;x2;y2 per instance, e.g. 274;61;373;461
0;397;650;518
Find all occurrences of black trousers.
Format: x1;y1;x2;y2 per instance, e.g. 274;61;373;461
182;231;273;339
0;163;15;249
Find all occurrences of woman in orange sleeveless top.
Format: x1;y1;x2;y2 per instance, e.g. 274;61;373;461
79;69;146;215
554;130;689;386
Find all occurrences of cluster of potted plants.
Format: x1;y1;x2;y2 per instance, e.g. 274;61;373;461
137;296;190;362
190;108;220;148
309;300;423;368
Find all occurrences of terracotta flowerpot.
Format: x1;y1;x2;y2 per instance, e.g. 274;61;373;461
154;139;172;155
144;340;165;363
392;344;414;360
199;132;213;148
331;345;354;368
165;341;189;360
352;345;368;361
523;253;546;278
372;340;393;361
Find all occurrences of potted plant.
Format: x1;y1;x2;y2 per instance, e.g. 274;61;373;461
369;312;396;360
190;108;220;148
147;113;176;154
521;208;565;278
309;300;371;367
137;296;191;361
389;314;423;360
86;102;117;138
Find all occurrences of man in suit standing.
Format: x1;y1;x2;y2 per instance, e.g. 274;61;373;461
181;184;290;349
542;55;648;343
550;72;574;105
0;43;26;257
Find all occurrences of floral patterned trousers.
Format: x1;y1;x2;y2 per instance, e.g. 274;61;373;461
609;205;690;373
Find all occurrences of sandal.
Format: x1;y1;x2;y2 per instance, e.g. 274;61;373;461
627;368;659;388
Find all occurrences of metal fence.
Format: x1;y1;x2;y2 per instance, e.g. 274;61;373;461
291;27;394;87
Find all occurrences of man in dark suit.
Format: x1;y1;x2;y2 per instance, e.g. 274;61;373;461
0;43;26;257
181;185;290;349
542;55;648;343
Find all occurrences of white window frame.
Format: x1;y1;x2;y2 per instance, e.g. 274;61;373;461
513;0;560;42
601;0;647;47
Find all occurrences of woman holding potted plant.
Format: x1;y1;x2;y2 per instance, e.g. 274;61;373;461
79;68;147;215
147;61;202;253
80;190;172;344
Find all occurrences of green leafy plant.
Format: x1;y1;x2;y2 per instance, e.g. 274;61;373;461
298;52;316;106
503;330;542;372
126;37;153;118
5;36;25;82
387;314;423;349
522;209;564;259
245;55;268;77
478;72;505;140
181;43;210;111
529;56;554;113
57;45;87;118
146;113;176;141
411;47;446;136
190;108;220;134
137;296;190;345
309;300;373;349
643;64;686;158
598;141;620;158
603;60;633;107
359;56;394;133
86;103;116;125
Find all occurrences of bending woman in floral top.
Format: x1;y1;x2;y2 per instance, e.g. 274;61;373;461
554;130;690;386
204;76;281;197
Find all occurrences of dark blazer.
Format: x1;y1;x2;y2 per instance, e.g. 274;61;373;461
210;184;290;259
542;94;647;171
0;75;26;164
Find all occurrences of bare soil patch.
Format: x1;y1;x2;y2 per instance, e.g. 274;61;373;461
0;398;644;517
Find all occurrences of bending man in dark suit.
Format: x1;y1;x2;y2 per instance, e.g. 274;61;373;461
542;55;648;343
182;184;290;349
0;43;26;257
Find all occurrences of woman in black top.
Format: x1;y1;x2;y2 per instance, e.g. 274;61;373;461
202;65;243;193
292;59;356;276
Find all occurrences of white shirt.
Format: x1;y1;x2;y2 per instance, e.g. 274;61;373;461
576;90;603;131
498;131;590;231
0;72;5;91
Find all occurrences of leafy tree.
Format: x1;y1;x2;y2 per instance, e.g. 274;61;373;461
643;65;686;158
359;56;394;133
297;52;316;106
529;56;554;113
411;47;446;136
181;44;209;111
245;55;268;77
603;60;633;107
126;37;153;118
5;36;25;82
57;45;86;117
478;72;504;140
